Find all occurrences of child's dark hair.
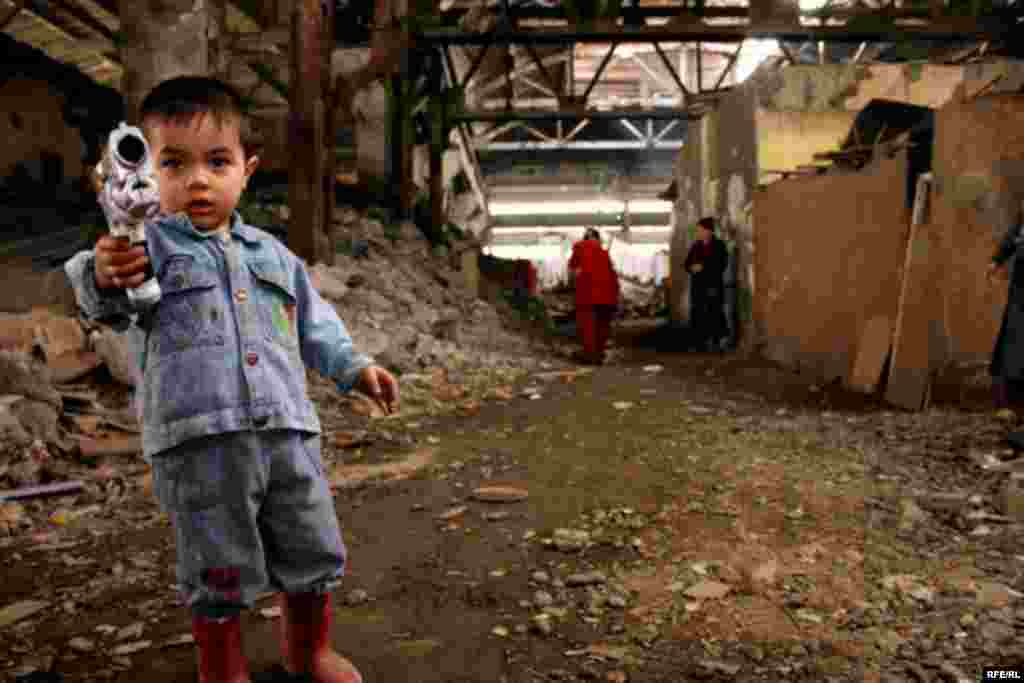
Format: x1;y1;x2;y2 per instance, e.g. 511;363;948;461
140;76;260;155
697;216;716;232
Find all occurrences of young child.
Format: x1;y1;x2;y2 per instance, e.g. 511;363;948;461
64;76;399;683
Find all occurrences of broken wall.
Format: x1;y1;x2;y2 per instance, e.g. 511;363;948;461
670;108;704;324
0;78;85;190
670;81;757;344
756;110;855;180
753;151;910;380
932;93;1024;363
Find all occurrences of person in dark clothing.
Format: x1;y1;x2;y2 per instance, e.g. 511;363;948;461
684;217;730;352
988;219;1024;415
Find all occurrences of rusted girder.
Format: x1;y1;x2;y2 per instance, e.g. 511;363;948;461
454;108;700;122
421;22;1013;45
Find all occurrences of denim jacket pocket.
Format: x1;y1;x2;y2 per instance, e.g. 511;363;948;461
149;255;227;360
248;260;300;350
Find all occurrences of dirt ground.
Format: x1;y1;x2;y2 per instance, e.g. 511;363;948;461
2;322;1023;683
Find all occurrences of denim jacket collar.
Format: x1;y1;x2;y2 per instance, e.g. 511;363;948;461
156;211;264;246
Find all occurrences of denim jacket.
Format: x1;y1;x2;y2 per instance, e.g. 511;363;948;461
65;212;373;458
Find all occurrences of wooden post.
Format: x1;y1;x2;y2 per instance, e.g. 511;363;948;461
288;0;325;265
430;50;445;238
322;0;337;266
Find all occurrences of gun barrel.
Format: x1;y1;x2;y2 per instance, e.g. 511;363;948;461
107;122;151;172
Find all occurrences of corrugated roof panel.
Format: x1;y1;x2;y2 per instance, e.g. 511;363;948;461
3;6;122;87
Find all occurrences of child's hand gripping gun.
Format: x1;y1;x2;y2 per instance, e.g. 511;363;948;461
94;122;162;310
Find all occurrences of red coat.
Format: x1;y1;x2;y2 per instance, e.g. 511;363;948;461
569;239;620;307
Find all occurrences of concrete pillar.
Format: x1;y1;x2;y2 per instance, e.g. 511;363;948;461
119;0;227;124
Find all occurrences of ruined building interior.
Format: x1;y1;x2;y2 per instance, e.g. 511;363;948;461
1;1;1024;681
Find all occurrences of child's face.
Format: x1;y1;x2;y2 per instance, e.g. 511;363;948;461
144;113;259;231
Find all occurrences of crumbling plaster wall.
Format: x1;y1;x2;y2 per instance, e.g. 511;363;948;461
753;151;910;380
0;78;85;188
670;80;757;345
932;93;1024;363
756;110;855;180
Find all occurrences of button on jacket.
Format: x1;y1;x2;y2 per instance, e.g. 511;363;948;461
65;212;373;459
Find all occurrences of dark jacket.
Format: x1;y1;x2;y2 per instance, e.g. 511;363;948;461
991;221;1024;379
684;237;729;294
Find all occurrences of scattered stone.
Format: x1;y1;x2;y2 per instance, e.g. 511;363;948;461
531;570;551;584
484;510;510;521
741;558;778;592
899;499;930;529
0;502;26;535
91;328;139;387
531;614;554;635
68;637;95;653
345;589;370;606
491;625;509;637
437;505;467;521
976;582;1021;609
0;599;48;628
979;621;1016;643
684;580;731;601
566;571;607;587
698;659;741;676
116;622;144;641
533;591;554;608
471;486;528;503
111;640;151;656
160;634;195;648
1000;474;1024;522
551;528;590;552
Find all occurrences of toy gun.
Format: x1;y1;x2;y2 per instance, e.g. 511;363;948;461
94;122;162;310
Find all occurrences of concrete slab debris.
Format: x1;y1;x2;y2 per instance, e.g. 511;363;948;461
848;316;892;394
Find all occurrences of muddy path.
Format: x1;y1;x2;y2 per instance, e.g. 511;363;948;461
3;327;1023;682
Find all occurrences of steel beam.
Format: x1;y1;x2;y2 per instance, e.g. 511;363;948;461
714;44;743;91
522;43;562;96
581;42;618;102
563;119;590;142
420;22;1012;45
441;46;491;223
441;4;973;22
480;140;684;151
474;120;523;144
618;119;646;141
653;42;690;99
518;73;555;96
653;120;679;143
455;108;699;122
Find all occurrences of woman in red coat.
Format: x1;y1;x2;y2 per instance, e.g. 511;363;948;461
568;227;620;365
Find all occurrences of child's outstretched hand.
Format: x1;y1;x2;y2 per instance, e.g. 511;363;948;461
356;365;400;415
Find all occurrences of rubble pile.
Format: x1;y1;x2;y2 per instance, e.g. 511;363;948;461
0;206;562;537
313;206;546;373
0;311;143;537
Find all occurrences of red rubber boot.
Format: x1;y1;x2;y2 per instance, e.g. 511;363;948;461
191;615;252;683
277;593;363;683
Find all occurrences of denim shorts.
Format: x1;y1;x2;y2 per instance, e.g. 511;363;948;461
151;429;346;618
